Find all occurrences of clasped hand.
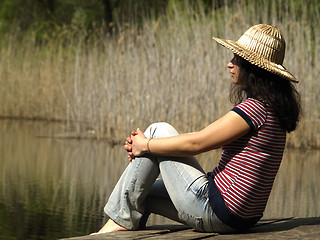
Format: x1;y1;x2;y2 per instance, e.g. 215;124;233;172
124;128;148;162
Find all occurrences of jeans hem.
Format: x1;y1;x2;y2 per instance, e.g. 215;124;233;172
105;208;138;230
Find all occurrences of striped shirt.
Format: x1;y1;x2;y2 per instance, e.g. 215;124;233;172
212;98;286;219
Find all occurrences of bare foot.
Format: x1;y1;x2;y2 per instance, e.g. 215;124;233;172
91;219;128;234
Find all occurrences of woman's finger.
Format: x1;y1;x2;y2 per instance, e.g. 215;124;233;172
131;130;138;136
128;152;135;162
124;144;132;151
126;136;132;144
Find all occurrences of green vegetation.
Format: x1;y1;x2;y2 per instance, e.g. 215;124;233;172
0;0;319;148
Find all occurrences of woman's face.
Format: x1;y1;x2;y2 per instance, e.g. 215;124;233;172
227;54;241;84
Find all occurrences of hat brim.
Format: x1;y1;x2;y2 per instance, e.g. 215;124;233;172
212;37;298;83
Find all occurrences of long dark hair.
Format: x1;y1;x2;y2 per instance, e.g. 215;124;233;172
230;55;301;133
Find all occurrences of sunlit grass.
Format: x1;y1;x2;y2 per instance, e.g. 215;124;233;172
0;0;319;148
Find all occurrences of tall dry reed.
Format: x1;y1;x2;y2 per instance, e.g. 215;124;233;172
0;0;319;148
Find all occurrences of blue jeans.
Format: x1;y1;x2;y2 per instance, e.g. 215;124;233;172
104;122;234;233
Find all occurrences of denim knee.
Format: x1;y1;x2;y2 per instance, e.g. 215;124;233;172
145;122;180;139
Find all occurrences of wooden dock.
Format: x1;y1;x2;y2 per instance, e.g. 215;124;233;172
61;217;320;239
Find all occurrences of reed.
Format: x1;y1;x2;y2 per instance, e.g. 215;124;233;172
0;0;319;148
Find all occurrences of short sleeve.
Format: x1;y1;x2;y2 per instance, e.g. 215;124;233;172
231;98;267;131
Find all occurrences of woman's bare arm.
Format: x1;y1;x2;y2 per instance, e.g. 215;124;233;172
126;111;250;158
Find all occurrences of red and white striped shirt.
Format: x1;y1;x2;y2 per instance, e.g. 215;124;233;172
212;98;286;219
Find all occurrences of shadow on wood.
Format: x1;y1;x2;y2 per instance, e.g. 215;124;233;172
61;217;320;240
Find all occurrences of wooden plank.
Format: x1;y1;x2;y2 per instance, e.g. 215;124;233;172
60;217;320;240
61;225;191;240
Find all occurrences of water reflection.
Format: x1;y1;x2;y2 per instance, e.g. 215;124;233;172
0;120;319;239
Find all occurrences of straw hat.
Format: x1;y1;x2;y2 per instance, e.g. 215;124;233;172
212;24;298;82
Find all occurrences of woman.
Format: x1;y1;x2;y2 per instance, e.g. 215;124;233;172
94;24;301;234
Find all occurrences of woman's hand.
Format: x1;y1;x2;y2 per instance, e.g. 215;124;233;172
124;130;136;162
124;128;148;161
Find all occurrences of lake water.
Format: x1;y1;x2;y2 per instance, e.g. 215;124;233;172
0;120;319;239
